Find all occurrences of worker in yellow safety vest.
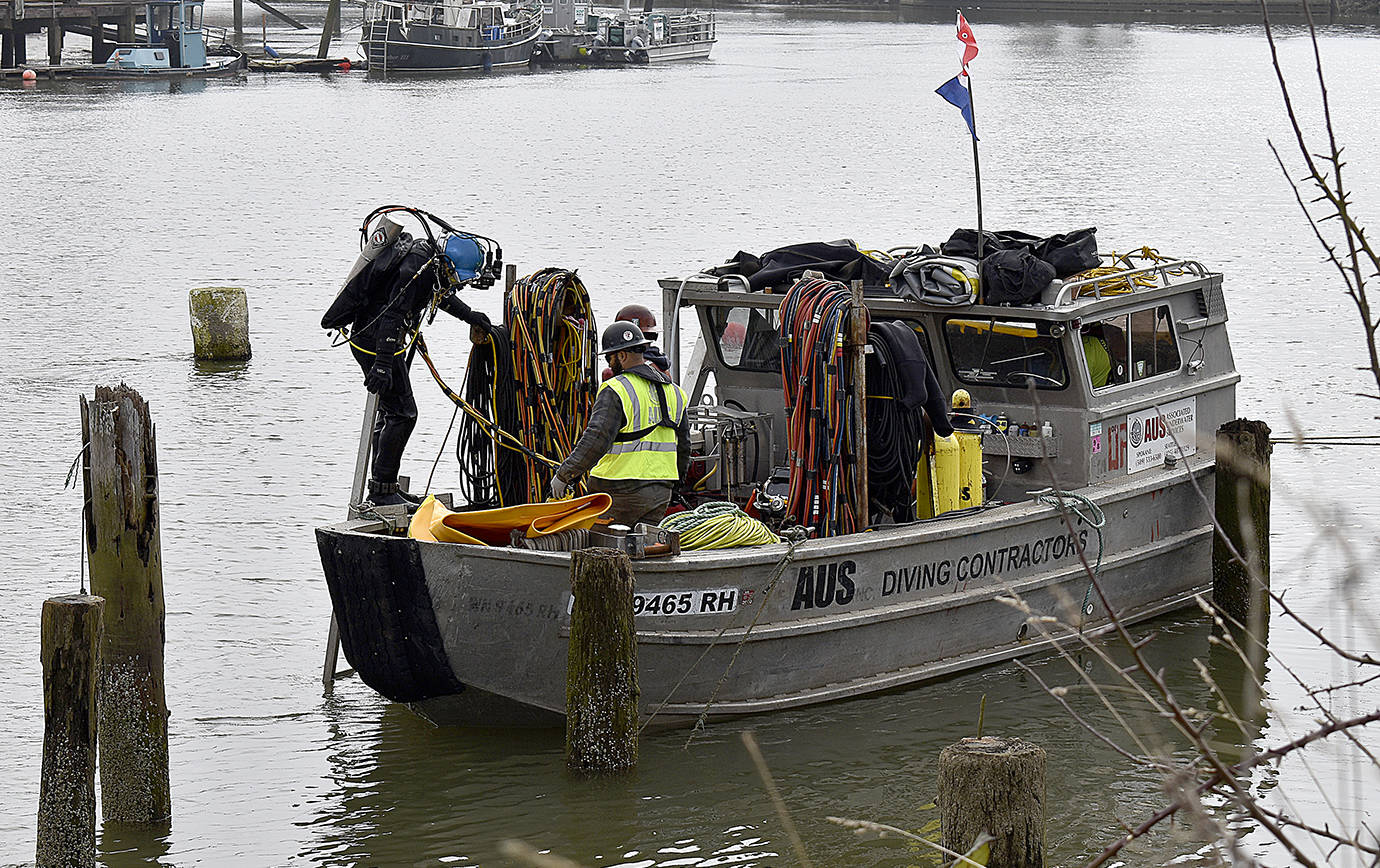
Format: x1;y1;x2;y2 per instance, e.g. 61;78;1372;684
551;320;691;528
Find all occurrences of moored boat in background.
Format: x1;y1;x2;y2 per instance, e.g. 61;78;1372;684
361;0;542;73
532;0;714;65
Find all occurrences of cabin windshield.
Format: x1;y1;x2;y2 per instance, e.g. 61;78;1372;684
707;306;781;373
944;317;1068;389
151;5;174;29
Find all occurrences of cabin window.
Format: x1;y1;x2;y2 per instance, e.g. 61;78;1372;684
432;6;445;23
152;5;173;29
944;317;1067;389
1082;305;1180;389
707;306;780;373
185;4;201;29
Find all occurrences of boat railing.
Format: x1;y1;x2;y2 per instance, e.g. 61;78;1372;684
1053;257;1208;306
365;0;542;37
664;12;714;43
202;23;229;45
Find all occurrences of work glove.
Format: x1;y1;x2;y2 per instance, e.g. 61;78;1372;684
466;310;492;333
550;473;570;499
364;359;394;394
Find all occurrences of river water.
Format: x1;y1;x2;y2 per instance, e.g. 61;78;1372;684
2;5;1378;866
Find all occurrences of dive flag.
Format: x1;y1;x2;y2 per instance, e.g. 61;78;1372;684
936;74;977;140
956;12;978;71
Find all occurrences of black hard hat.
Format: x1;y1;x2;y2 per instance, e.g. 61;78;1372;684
601;320;651;355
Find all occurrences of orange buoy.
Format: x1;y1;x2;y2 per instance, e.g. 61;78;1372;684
22;69;37;81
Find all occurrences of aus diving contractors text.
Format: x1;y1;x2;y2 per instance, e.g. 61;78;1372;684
790;528;1091;610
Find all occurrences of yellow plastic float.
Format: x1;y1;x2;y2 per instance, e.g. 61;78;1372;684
408;493;613;545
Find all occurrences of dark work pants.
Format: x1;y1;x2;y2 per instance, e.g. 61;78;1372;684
587;478;674;528
352;347;418;485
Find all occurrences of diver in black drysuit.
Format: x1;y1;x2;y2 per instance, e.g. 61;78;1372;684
323;232;490;506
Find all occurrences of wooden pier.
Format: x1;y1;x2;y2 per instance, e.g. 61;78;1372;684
2;0;146;68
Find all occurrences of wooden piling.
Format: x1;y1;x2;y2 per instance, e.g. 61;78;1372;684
2;31;15;69
1212;419;1271;628
315;0;339;58
36;594;105;868
119;9;136;44
938;736;1046;868
565;547;639;774
81;385;171;825
47;21;62;66
89;15;111;64
189;286;251;361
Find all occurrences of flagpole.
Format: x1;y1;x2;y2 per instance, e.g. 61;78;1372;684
966;74;984;264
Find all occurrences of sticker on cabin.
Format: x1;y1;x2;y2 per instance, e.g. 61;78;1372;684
633;588;739;616
1089;421;1104;455
1126;397;1196;473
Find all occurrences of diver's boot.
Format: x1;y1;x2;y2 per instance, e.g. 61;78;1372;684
367;478;413;508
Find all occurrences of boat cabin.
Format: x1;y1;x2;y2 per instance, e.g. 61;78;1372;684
661;253;1238;510
106;0;208;69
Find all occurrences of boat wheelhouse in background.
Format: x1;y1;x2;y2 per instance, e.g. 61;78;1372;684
533;0;715;65
0;0;243;80
362;0;542;73
316;248;1239;727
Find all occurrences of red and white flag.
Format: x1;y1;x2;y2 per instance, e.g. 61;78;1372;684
956;11;979;73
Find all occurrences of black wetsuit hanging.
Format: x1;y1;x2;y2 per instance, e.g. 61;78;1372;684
323;231;490;504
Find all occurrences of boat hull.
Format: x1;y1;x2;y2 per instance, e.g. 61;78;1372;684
317;457;1216;727
1;54;244;80
533;33;714;65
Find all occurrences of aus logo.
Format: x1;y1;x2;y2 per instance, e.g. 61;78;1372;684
791;560;857;610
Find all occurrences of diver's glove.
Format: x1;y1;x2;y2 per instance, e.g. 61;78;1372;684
550;473;570;499
364;359;394;394
466;310;492;333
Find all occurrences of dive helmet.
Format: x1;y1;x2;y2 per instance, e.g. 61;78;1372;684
443;235;485;282
601;320;651;356
614;303;658;340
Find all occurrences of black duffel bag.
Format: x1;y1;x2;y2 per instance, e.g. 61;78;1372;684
980;249;1056;305
940;228;1042;260
1034;227;1100;278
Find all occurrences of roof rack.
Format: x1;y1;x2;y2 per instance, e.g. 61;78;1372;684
1053;257;1208;307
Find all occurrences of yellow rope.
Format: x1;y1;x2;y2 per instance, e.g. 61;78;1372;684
662;502;779;550
1065;246;1187;298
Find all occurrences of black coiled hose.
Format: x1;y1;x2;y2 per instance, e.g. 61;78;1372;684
866;326;924;523
454;326;525;507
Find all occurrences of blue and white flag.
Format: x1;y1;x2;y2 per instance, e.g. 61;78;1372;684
935;73;977;141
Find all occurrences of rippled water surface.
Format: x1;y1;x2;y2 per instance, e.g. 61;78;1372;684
2;6;1379;865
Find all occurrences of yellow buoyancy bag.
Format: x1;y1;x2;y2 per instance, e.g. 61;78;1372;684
950;389;984;509
408;494;613;546
929;433;961;516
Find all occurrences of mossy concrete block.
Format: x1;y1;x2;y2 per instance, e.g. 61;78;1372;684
189;287;251;361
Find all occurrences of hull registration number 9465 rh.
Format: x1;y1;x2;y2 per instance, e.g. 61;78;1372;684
634;587;739;616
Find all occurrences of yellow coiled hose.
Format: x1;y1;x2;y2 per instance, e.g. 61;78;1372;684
661;502;780;550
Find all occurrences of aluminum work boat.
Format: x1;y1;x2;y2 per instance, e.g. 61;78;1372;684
316;246;1237;727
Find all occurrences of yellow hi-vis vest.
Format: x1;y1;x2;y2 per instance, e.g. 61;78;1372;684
589;373;688;481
